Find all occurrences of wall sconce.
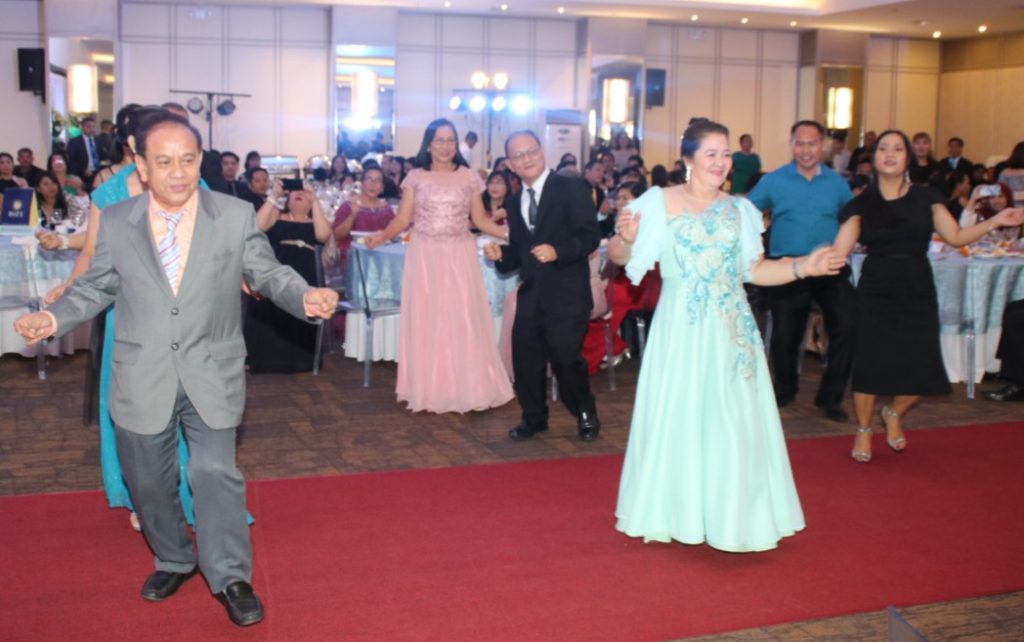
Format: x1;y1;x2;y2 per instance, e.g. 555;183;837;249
67;64;98;113
603;78;630;125
826;87;853;130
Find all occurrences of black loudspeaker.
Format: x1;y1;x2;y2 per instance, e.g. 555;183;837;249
18;48;45;94
645;68;666;107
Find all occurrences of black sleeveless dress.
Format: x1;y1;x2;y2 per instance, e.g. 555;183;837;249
244;220;320;373
841;185;952;395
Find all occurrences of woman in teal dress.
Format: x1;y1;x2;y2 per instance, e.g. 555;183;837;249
608;118;845;552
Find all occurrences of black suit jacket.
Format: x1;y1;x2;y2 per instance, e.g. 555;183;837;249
66;136;93;179
940;156;974;174
495;172;600;320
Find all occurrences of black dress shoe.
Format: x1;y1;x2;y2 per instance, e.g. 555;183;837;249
775;394;795;408
141;569;196;601
822;405;849;423
218;581;264;627
508;421;548;440
985;383;1024;402
578;411;601;441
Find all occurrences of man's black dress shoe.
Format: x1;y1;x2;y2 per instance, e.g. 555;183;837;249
775;394;795;408
985;383;1024;402
822;405;849;423
141;569;196;601
508;421;548;440
578;411;601;441
218;581;264;627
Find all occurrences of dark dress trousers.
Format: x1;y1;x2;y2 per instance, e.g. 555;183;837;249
495;172;601;426
997;299;1024;387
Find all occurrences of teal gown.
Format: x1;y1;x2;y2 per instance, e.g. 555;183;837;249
614;188;804;552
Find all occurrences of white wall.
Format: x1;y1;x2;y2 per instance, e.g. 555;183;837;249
863;37;940;140
641;24;799;172
394;12;582;165
119;2;331;160
0;0;47;158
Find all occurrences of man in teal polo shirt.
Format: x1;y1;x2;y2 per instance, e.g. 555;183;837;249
748;120;854;422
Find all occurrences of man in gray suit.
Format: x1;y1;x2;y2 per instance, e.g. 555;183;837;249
14;112;338;627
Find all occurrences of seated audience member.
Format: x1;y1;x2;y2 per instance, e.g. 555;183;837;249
331;164;395;277
244;150;262;172
557;153;578;173
581;181;660;374
848;174;871;198
215;151;247;197
649;164;668;188
945;172;976;220
958;183;1015;240
854;153;873;178
14;148;44;187
828;133;850;176
0;152;29;193
46;151;84;195
492;156;510;174
35;171;70;229
666;168;685;186
245;184;332;373
847;130;876;174
328;154;348;184
940;136;974;176
985;300;1024;402
909;132;942;186
997;141;1024;208
505;169;522;195
243;167;270;210
480;170;510;227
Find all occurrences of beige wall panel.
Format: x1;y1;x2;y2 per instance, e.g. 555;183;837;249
174;5;222;41
718;64;757;135
534;56;576;110
677;27;716;60
278;46;330;158
397;13;436;47
280;7;329;45
442;16;484;49
120;42;172;106
122;3;171;39
0;1;46;156
175;44;221;90
674;61;715;125
762;32;798;63
893;72;938;137
535;20;575;53
227;7;275;42
797;64;817;121
864;68;894;132
720;29;758;61
897;38;940;70
489;18;530;48
759;64;798;171
644;24;673;58
867;36;894;67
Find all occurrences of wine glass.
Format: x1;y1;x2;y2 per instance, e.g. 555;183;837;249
48;207;64;230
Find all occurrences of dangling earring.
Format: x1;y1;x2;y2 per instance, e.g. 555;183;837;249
685;165;692;183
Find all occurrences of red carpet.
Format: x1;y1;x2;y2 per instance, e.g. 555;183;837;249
4;422;1024;642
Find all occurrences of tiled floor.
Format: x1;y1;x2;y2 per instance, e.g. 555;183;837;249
2;348;1021;640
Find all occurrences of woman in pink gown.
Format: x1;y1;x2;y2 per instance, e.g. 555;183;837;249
368;119;514;413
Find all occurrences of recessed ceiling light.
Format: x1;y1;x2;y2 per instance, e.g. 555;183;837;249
932;31;942;39
916;20;933;26
557;6;564;13
443;0;451;6
691;14;699;22
500;3;508;10
790;21;798;27
740;17;749;25
979;25;988;33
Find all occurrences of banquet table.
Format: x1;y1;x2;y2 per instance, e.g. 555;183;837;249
851;252;1024;396
342;241;519;362
0;233;91;357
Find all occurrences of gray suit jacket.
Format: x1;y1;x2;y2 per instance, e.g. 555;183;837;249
48;190;313;434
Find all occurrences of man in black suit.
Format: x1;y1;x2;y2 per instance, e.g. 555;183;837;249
66;116;104;189
985;300;1024;402
14;147;44;187
484;130;602;441
940;137;974;175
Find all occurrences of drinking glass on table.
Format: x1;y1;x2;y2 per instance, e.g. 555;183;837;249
48;207;64;229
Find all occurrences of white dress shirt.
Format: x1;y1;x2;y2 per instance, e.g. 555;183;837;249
519;167;552;232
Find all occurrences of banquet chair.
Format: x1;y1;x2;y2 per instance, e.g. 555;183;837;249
0;244;47;380
312;245;400;386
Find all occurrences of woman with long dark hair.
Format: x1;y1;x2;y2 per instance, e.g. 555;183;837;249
367;118;513;413
834;130;1024;463
997;141;1024;207
35;171;70;228
480;170;511;226
908;132;941;186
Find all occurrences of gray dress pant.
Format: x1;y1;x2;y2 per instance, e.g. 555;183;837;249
115;383;251;594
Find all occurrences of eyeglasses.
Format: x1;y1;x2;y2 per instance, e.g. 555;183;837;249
363;176;383;183
509;147;542;163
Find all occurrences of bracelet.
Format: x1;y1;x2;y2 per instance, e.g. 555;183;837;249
791;260;803;280
59;234;70;250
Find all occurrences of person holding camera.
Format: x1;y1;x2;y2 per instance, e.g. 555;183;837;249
832;130;1024;463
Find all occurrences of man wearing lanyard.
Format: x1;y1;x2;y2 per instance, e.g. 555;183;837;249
748;120;855;422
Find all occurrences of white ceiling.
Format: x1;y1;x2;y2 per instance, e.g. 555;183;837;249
160;0;1024;39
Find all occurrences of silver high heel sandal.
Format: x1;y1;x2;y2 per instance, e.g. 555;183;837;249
881;405;907;452
851;426;873;463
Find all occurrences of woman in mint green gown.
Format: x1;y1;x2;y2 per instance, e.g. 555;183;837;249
610;118;844;552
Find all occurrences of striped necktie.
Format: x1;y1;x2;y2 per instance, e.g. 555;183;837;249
157;210;186;290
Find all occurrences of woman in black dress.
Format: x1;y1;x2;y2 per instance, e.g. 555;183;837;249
244;183;333;372
834;130;1024;463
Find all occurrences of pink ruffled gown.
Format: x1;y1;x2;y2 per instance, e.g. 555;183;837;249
396;167;514;413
